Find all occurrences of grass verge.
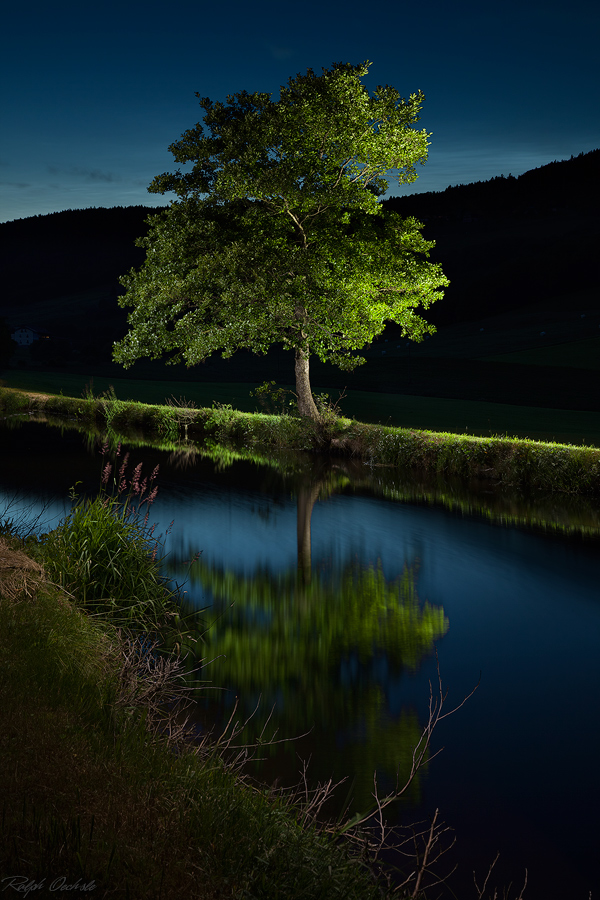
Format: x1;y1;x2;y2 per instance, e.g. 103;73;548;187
3;369;600;444
2;385;600;496
0;533;394;899
0;437;546;899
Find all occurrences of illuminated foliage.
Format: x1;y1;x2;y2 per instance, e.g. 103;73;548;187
113;62;448;418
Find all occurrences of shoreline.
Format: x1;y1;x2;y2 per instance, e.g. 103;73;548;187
2;386;600;497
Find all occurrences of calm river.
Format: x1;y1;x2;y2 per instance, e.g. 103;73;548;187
1;418;599;898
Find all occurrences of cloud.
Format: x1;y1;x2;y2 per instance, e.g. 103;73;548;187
73;167;122;183
0;180;31;188
47;165;121;183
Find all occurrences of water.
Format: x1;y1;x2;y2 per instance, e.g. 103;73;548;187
1;418;598;898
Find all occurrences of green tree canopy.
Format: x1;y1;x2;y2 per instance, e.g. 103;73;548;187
113;61;449;418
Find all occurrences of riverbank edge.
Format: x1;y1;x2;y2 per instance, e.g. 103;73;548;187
2;385;600;496
0;533;389;899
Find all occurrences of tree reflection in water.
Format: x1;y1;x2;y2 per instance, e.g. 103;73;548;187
171;458;448;815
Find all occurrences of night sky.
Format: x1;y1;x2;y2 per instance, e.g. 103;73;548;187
1;0;598;223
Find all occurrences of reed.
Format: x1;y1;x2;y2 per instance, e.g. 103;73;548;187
0;474;533;899
38;445;185;638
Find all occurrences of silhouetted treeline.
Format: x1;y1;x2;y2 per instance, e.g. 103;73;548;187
383;149;599;325
384;149;600;221
1;149;598;330
0;317;13;367
0;206;167;306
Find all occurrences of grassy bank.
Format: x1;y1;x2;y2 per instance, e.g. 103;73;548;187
2;385;600;497
3;368;600;444
2;459;509;899
1;479;401;899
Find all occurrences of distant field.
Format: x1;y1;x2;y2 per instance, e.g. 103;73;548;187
336;391;600;446
482;335;600;370
4;283;597;363
0;371;260;412
2;369;600;446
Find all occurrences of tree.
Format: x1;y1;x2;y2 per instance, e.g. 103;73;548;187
113;61;449;419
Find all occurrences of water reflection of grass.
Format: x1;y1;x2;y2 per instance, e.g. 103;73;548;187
3;402;600;537
0;444;535;897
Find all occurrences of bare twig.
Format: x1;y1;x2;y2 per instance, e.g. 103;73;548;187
321;652;479;896
410;809;457;898
474;853;528;900
339;650;480;839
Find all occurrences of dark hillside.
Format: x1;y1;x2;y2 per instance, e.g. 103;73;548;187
386;149;600;220
2;152;597;328
1;155;598;415
0;206;166;306
384;149;600;326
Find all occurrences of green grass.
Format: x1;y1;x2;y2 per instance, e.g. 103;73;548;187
0;369;262;411
1;462;541;899
363;424;600;494
0;498;399;900
3;369;600;445
2;385;600;496
329;389;600;446
1;401;593;895
0;577;391;898
39;494;180;635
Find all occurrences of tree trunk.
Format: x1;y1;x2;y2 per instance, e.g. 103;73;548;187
295;347;320;420
296;479;321;586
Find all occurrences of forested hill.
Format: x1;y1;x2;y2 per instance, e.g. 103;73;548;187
383;148;599;325
1;149;598;325
0;206;167;306
384;148;600;220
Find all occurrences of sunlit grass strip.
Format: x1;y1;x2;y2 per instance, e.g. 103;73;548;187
10;404;600;536
2;386;600;495
4;368;600;444
363;424;600;494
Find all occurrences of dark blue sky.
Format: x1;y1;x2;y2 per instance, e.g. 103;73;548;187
1;0;598;222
